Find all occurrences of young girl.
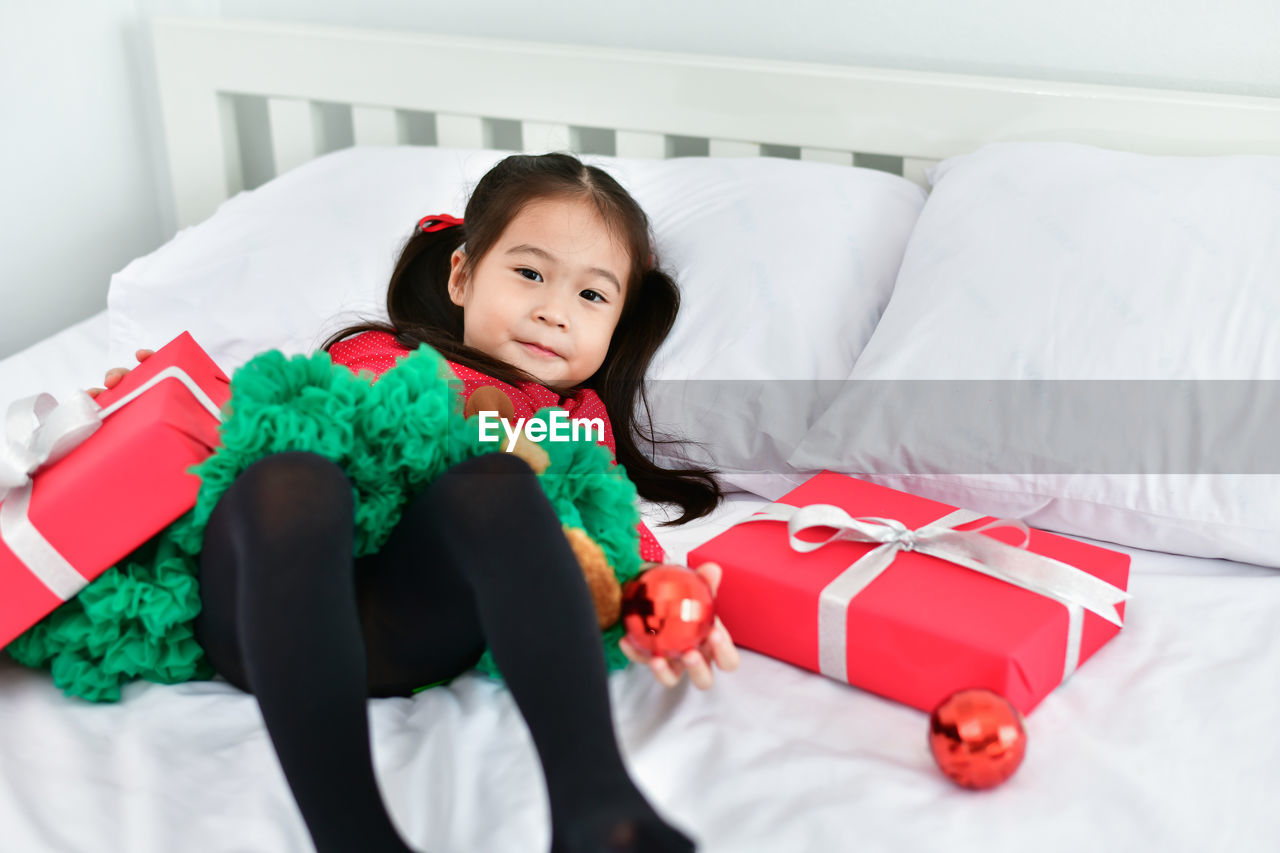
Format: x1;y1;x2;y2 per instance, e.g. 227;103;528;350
92;152;738;853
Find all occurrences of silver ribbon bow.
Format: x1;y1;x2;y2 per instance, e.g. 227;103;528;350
741;501;1130;685
1;391;102;498
0;367;224;601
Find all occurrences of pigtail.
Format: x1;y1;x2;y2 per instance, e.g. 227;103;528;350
321;225;464;351
590;267;724;525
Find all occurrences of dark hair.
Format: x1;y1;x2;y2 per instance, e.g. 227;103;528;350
323;152;722;525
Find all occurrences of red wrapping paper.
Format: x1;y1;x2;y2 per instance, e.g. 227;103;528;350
1;332;229;648
688;472;1130;715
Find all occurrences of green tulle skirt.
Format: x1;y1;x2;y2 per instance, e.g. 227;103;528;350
4;344;642;702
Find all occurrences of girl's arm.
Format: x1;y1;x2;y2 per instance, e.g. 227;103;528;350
572;390;668;564
573;391;741;687
638;519;665;563
91;332;397;397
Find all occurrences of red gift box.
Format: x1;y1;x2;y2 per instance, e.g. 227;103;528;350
1;332;229;649
688;471;1131;715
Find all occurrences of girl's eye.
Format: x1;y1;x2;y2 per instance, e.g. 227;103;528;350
580;289;606;304
517;268;543;282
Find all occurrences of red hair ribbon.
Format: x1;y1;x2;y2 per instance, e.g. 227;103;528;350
418;213;465;233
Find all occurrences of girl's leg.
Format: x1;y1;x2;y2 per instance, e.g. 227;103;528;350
358;452;695;852
193;451;418;853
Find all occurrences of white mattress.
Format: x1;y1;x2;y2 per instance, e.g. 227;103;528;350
3;313;1279;852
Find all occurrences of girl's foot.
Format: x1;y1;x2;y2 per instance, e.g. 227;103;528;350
550;808;697;853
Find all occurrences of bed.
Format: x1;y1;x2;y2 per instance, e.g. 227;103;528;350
3;16;1280;853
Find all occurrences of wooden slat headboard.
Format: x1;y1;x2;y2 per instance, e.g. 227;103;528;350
152;17;1280;228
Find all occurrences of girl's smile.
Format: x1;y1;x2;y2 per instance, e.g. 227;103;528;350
519;340;562;358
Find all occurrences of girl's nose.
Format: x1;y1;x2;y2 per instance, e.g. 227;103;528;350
534;294;570;328
535;310;567;329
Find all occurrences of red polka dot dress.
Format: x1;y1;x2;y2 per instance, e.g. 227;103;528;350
328;330;666;564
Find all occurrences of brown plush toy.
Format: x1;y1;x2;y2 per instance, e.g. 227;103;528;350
463;386;622;629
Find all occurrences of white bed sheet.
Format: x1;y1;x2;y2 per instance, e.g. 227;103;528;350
0;309;111;404
3;315;1279;853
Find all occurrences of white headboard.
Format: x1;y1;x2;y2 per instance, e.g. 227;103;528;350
152;17;1280;229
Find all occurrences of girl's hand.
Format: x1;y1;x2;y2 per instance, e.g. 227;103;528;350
86;349;155;399
618;561;741;690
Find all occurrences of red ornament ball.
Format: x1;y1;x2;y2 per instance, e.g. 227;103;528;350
620;565;715;658
928;688;1027;790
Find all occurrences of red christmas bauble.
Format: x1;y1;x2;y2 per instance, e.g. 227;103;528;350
621;565;715;658
928;688;1027;790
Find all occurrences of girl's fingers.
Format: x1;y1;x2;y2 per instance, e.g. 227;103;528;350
622;638;736;690
100;348;153;392
86;387;104;399
694;561;722;597
682;649;715;690
650;655;681;688
619;636;647;665
706;618;741;672
100;351;152;392
619;636;679;688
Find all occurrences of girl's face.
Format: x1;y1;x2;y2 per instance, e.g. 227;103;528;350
447;196;630;392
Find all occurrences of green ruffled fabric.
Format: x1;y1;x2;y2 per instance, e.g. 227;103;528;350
5;344;642;702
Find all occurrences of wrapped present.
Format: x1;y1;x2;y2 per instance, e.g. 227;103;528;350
1;332;229;649
688;471;1131;715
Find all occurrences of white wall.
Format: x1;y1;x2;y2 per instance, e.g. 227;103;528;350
1;0;217;360
2;0;1278;360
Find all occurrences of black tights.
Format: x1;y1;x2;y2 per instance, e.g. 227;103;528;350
193;451;694;853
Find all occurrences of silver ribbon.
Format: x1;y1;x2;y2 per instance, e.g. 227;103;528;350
0;366;224;601
1;391;101;495
741;501;1130;685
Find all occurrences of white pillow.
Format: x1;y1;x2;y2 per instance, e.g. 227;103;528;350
107;146;925;493
789;141;1280;567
